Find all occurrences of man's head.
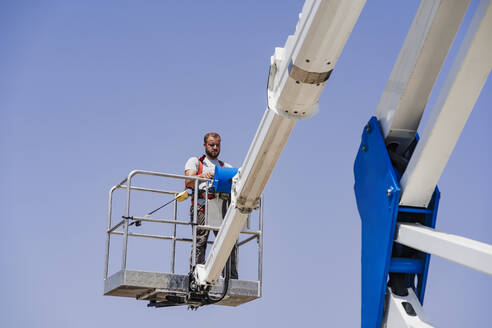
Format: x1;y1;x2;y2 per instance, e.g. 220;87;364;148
203;132;221;159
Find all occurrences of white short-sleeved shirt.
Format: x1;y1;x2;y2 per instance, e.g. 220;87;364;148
185;156;232;204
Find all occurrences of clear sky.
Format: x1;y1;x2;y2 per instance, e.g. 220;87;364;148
1;1;491;327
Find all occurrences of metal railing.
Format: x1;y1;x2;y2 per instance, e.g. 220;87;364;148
104;170;263;286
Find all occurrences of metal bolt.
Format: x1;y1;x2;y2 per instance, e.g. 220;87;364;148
362;145;367;152
387;188;393;197
365;124;371;133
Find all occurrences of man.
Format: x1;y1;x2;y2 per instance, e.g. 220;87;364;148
184;132;238;279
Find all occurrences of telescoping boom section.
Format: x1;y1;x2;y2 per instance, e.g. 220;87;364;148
193;0;366;287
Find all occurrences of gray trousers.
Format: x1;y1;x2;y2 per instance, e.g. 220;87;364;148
190;208;238;279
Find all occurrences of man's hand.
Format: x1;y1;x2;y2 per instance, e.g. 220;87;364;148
185;170;214;189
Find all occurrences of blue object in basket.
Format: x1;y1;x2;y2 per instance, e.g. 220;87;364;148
212;166;238;193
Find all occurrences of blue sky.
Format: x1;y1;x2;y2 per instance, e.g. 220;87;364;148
1;1;491;327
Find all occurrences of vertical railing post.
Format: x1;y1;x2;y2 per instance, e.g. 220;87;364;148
104;187;116;279
192;179;198;268
171;193;178;273
205;182;209;225
122;174;132;270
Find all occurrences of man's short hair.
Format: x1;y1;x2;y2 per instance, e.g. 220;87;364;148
204;132;221;144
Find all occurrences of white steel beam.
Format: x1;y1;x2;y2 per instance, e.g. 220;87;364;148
400;0;492;207
376;0;469;154
195;0;366;285
196;109;295;284
383;288;434;328
396;223;492;276
268;0;367;120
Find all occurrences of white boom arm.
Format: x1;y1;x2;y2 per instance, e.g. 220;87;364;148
375;0;470;154
373;0;492;208
396;223;492;276
195;0;366;285
400;0;492;207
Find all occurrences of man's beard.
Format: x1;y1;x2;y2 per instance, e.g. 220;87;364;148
206;149;219;159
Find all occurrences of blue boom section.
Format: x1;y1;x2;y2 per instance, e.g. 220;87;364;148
354;117;401;328
212;166;238;193
354;117;440;327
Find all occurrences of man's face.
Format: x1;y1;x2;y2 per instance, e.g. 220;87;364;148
204;136;221;159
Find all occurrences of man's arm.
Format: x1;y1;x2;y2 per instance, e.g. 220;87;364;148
184;169;214;189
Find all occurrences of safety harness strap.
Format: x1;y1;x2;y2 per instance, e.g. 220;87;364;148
197;155;224;175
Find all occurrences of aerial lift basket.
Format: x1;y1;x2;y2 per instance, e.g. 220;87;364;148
103;170;263;307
